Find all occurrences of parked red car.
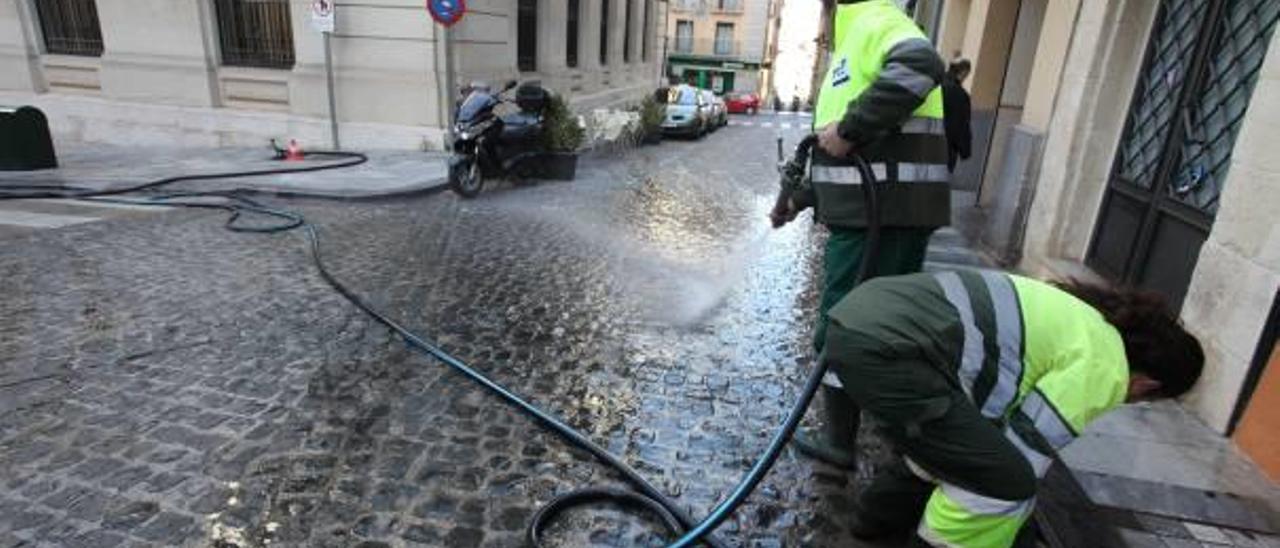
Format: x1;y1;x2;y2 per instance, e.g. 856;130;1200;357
724;92;761;114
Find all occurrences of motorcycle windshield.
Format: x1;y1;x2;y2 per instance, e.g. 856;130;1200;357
457;93;497;124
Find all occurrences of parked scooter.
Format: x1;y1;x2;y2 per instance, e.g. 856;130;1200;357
448;80;550;198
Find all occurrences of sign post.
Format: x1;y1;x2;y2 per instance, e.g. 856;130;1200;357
427;1;466;146
311;0;340;150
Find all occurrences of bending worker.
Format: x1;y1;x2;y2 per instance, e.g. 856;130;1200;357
771;0;952;466
823;270;1203;547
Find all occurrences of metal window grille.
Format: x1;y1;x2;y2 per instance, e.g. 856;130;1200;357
34;0;104;57
600;0;610;65
567;0;580;68
1167;0;1280;215
214;0;295;69
518;0;537;72
1114;1;1209;189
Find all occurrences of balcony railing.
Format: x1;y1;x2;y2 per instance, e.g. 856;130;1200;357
671;38;742;57
670;0;744;13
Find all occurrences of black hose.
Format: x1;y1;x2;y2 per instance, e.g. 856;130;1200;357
0;143;882;548
0;151;367;201
653;140;882;548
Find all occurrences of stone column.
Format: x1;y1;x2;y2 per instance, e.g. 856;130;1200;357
579;0;603;91
0;0;43;92
608;0;625;70
96;0;218;106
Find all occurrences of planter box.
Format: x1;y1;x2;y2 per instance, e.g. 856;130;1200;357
538;152;578;180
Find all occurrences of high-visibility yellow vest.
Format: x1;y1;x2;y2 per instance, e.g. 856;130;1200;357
809;0;949;229
814;1;944;127
922;271;1129;548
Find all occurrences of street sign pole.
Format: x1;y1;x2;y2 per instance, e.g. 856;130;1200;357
324;31;340;150
428;0;466;151
312;0;339;150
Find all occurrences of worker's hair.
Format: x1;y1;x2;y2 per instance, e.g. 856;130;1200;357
948;59;972;79
1055;280;1204;398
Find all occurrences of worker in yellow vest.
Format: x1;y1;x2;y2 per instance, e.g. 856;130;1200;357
772;0;951;469
821;271;1203;547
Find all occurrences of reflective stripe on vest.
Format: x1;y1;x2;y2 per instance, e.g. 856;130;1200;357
1018;389;1076;450
810;162;950;185
1004;424;1053;477
933;271;1026;419
918;486;1034;548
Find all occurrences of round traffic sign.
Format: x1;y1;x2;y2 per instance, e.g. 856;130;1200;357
428;0;466;27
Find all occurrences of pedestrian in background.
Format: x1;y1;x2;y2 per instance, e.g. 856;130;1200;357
942;59;973;172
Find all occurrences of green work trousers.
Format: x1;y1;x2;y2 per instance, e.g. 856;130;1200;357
813;226;934;354
824;324;1039;538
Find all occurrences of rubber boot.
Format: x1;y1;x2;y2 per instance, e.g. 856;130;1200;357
792;382;859;469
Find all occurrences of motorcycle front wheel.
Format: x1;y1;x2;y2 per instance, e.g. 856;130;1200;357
450;157;484;198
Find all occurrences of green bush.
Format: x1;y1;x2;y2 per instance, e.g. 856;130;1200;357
637;95;665;138
542;93;585;152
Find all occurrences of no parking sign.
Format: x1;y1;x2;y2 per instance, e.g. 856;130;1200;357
310;0;334;33
428;0;466;27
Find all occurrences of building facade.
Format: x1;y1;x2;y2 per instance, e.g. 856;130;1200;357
0;0;663;150
663;0;777;96
934;0;1280;478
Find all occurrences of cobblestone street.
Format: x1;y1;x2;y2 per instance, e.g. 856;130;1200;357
0;116;979;548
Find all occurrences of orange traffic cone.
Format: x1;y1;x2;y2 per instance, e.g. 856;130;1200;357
285;139;304;161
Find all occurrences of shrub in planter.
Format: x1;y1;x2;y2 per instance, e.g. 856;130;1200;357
637;95;665;144
541;93;584;153
539;93;583;180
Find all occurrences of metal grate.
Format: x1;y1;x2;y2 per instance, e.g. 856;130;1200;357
1167;0;1280;216
34;0;104;57
1115;0;1209;188
518;0;537;72
214;0;295;69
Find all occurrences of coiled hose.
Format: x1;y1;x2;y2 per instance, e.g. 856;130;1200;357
0;142;882;547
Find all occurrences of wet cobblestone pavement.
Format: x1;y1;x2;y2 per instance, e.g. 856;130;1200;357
0;118;982;547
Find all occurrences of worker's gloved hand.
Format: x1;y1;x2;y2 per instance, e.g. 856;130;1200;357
769;197;799;228
818;123;856;158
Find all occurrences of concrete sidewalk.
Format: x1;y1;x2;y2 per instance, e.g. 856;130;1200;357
0;143;449;199
1057;401;1280;547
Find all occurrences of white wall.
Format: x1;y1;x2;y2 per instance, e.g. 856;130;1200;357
0;0;662;150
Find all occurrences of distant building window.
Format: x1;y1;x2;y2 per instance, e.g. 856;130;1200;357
518;0;537;72
600;0;610;65
623;0;634;62
717;0;740;11
567;0;580;68
715;22;734;55
642;0;650;62
214;0;295;69
34;0;103;57
675;20;693;53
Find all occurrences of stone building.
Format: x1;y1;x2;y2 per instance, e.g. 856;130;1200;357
0;0;664;150
663;0;779;96
931;0;1280;482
